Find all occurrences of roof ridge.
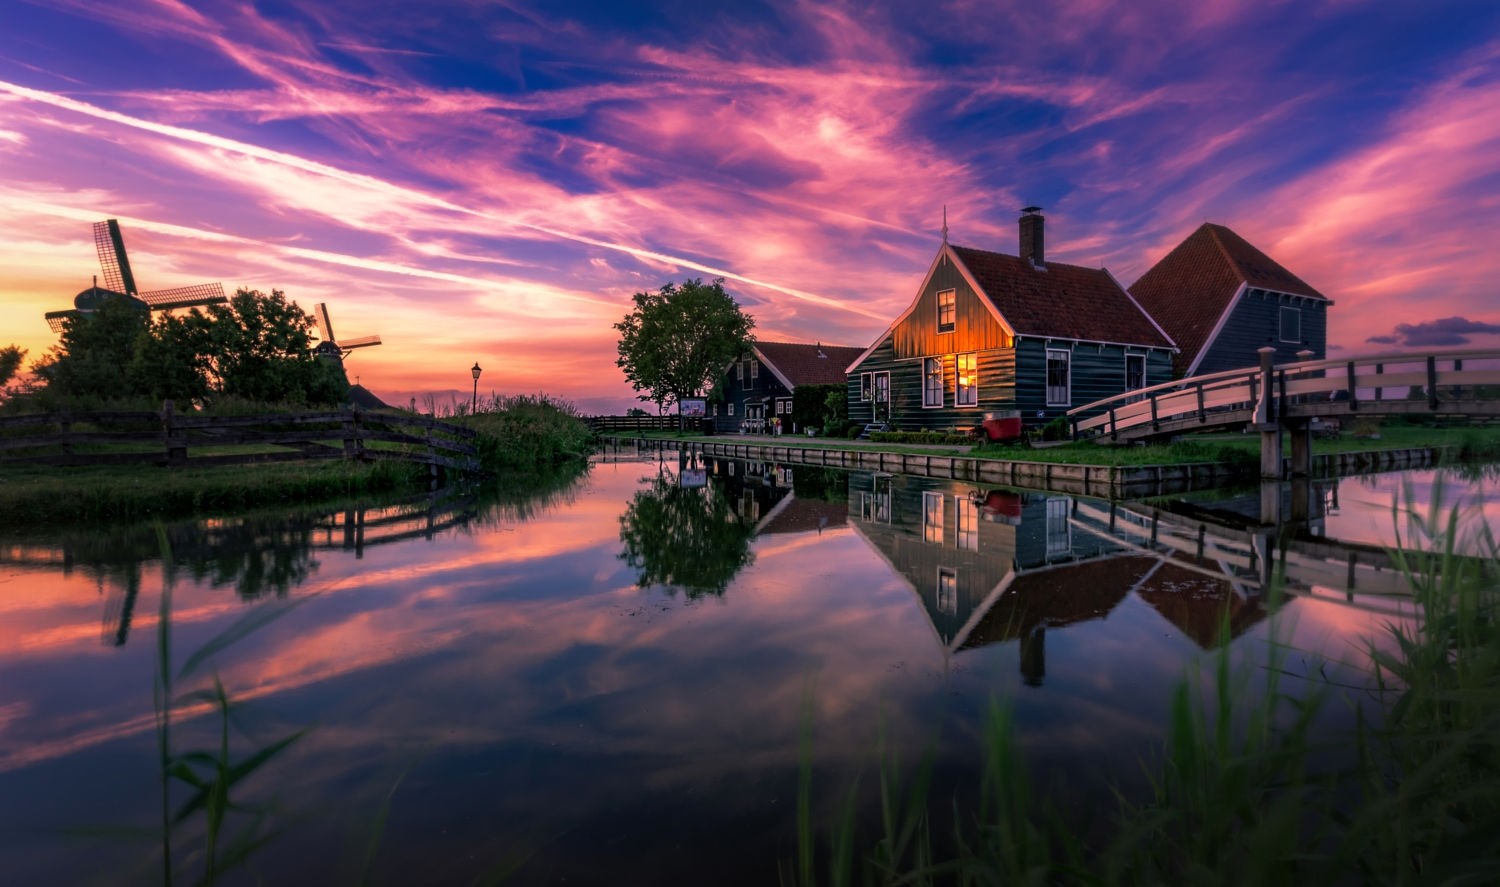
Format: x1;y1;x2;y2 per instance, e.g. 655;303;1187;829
1202;223;1241;278
949;242;1106;273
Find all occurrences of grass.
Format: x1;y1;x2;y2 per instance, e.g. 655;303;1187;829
791;482;1500;885
0;459;430;529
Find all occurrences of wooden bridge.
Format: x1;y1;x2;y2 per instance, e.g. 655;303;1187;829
1069;347;1500;478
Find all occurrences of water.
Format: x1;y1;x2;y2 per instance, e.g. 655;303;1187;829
0;455;1490;885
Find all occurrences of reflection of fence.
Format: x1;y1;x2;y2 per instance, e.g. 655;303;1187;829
0;404;479;473
584;415;684;433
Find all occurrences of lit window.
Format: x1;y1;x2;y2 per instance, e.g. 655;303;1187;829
1046;349;1071;407
923;491;944;543
1280;306;1302;344
956;353;977;406
957;496;978;551
923;357;943;407
937;289;956;333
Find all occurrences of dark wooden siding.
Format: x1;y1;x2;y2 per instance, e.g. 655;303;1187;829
849;334;1020;431
709;358;791;432
1013;339;1175;426
891;252;1012;359
1196;288;1329;376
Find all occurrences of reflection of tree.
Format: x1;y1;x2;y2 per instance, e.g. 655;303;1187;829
618;474;755;598
791;466;849;503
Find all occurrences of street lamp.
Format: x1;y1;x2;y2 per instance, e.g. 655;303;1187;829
471;361;482;415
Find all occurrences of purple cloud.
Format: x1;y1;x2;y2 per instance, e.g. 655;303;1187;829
1366;316;1500;348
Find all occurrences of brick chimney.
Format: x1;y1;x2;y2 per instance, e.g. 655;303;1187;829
1019;206;1044;268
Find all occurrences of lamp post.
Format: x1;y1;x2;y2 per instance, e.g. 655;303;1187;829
471;361;482;415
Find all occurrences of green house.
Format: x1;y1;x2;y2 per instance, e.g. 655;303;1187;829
846;209;1176;433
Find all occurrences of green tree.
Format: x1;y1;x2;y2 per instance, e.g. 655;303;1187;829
614;278;755;413
35;296;151;400
203;289;348;405
128;312;213;403
618;472;755;597
0;345;25;390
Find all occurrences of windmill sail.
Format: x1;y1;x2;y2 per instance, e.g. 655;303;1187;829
93;219;138;295
312;302;382;359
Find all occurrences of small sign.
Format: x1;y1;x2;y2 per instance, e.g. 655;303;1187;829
680;469;707;488
679;398;707;417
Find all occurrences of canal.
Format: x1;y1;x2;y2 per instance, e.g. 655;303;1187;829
0;453;1493;884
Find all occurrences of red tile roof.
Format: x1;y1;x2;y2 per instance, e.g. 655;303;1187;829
1129;223;1326;375
753;341;865;387
950;245;1172;349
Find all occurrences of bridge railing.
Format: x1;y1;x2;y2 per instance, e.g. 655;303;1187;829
1069;347;1500;441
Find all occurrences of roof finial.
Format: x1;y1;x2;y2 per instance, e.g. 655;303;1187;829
941;205;949;243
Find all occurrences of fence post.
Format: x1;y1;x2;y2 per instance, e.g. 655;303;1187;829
1426;356;1439;409
342;409;362;460
162;399;186;466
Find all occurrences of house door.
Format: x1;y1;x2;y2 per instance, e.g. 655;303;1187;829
873;371;890;420
744;402;765;432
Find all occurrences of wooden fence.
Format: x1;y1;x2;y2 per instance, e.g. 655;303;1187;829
584;414;692;433
0;403;480;473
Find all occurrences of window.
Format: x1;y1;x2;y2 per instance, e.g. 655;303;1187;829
728;403;735;416
957;496;978;551
736;361;744;381
1045;497;1072;558
1046;349;1071;406
712;403;718;417
923;491;944;544
956;353;977;406
873;372;889;404
1125;353;1146;391
1280;306;1302;344
923;357;944;407
750;359;759;379
937;289;956;333
860;372;873;402
936;568;957;616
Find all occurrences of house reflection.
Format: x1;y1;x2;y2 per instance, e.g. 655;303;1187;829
847;473;1273;684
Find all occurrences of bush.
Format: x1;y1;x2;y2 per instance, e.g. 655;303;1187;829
870;430;973;445
1039;416;1072;441
465;393;592;471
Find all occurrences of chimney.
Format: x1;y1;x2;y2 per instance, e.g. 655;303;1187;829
1019;206;1045;268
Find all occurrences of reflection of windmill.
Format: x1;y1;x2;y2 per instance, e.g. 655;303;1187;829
312;302;382;360
44;219;228;332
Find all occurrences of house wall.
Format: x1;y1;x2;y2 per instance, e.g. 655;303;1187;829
848;333;1020;432
1013;339;1174;427
1196;288;1329;376
891;253;1013;359
710;357;791;432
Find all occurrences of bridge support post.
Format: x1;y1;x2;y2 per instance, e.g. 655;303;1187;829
1288;420;1313;478
1290;476;1311;523
1255;347;1282;480
1259;481;1283;526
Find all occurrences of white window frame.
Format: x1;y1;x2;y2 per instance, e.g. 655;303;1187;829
1125;353;1146;391
736;361;744;381
923;490;944;544
957;495;978;551
860;372;873;402
936;568;957;616
1280;306;1302;344
936;288;956;333
728;403;735;416
955;353;978;406
750;359;759;379
1046;348;1072;407
923;356;944;408
1045;497;1072;558
873;371;889;404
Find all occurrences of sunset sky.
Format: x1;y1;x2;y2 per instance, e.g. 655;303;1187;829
4;0;1499;413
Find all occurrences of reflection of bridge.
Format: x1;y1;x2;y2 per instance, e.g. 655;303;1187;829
1070;347;1500;479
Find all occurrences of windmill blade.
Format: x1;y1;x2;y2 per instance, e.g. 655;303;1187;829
314;303;335;342
93;219;138;296
138;282;227;310
45;310;77;333
339;335;381;349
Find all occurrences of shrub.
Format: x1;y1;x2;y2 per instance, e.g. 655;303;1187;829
465;393;592;471
870;430;973;445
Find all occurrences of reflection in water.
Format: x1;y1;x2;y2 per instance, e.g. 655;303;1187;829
0;464;591;648
0;452;1462;885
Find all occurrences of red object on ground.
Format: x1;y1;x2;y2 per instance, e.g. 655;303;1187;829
981;410;1023;441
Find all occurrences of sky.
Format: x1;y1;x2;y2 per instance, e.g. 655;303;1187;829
3;0;1499;414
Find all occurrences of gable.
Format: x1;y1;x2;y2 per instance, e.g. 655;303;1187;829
891;249;1013;360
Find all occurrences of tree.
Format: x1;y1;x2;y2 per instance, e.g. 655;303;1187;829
614;278;755;413
35;296;151;400
0;345;25;390
618;472;755;598
204;289;347;404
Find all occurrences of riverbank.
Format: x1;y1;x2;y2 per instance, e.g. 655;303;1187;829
600;424;1495;497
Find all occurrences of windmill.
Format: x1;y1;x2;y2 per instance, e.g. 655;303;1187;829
44;219;228;332
311;302;382;360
